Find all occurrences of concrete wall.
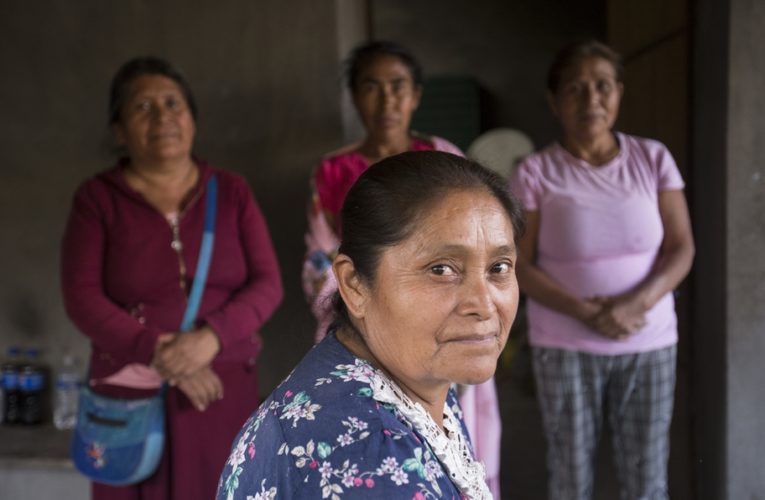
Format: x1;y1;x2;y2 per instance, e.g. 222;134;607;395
725;1;765;498
692;0;765;498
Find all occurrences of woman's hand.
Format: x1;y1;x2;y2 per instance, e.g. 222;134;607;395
175;366;224;411
587;293;647;339
152;326;221;384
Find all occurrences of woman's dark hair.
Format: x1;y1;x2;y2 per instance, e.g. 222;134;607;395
547;40;623;93
108;56;198;124
331;150;525;330
344;40;423;92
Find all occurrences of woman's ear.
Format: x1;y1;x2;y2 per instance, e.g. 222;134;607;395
333;254;369;319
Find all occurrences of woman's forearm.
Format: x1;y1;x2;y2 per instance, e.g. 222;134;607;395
517;260;597;323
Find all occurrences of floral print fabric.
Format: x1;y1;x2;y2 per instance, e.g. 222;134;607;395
217;333;469;499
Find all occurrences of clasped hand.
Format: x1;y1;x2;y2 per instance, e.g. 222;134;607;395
581;293;647;340
151;327;222;411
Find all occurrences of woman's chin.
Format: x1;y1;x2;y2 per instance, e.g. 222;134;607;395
450;362;498;386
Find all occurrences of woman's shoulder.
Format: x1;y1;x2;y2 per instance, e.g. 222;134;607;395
512;141;562;177
70;165;129;206
320;143;365;163
618;132;672;159
219;337;435;499
617;132;678;175
196;162;265;208
198;162;248;190
313;143;367;186
410;131;464;156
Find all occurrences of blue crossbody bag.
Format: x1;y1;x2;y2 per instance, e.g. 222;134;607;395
71;176;218;486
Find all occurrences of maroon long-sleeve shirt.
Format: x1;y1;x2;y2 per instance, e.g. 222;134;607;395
61;160;283;499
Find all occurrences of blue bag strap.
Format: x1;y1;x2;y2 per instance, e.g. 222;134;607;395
157;175;217;396
180;175;218;333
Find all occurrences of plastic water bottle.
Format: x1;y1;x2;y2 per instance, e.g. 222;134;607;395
1;346;22;425
53;355;80;430
18;348;45;425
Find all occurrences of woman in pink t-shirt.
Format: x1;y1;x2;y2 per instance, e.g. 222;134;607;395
510;41;695;500
301;41;502;498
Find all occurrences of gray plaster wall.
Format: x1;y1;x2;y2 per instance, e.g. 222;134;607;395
726;0;765;497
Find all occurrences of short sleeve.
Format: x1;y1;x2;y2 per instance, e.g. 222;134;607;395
509;156;543;211
653;142;685;191
430;135;465;157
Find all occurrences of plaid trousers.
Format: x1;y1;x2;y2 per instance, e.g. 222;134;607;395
532;345;676;500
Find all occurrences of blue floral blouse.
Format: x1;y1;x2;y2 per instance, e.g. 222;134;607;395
217;333;471;499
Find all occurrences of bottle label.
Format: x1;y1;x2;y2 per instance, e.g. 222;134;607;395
2;372;18;390
18;373;44;392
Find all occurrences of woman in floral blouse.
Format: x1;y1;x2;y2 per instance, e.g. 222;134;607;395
217;151;524;499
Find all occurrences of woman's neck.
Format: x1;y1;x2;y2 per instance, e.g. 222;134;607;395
126;156;196;184
335;326;448;429
123;157;199;214
358;133;411;163
561;131;620;166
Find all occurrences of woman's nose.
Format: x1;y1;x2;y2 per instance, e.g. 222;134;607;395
380;85;395;108
458;275;496;319
585;84;599;104
151;104;172;122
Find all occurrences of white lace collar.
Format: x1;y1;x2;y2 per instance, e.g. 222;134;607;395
369;368;492;499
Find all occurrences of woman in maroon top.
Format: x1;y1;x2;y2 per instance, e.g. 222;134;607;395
61;57;283;500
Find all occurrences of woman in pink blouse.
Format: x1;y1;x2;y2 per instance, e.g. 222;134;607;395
510;41;695;499
302;41;502;497
61;57;283;500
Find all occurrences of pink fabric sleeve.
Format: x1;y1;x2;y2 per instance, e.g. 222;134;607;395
509;157;542;211
302;194;340;342
431;136;465;157
61;182;163;365
652;141;685;191
202;177;283;354
302;162;342;341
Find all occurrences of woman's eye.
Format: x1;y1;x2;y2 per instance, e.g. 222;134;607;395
357;82;377;94
430;264;456;276
135;100;151;112
562;82;581;95
166;95;187;110
392;80;409;93
597;80;612;92
490;262;512;274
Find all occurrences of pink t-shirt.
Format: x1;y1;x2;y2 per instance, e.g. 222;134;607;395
510;133;685;355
